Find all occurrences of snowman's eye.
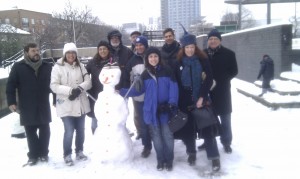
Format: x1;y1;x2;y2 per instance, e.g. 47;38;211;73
111;75;114;78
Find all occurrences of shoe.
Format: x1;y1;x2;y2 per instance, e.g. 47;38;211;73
224;145;232;154
141;148;151;158
76;151;88;161
64;155;74;166
212;159;221;172
187;153;196;166
156;163;164;171
165;163;173;171
27;158;38;166
39;156;49;162
197;143;205;151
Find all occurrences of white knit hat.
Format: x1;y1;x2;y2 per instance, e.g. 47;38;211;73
63;43;78;56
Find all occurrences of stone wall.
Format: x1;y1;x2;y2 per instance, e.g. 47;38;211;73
0;78;10;118
197;24;294;82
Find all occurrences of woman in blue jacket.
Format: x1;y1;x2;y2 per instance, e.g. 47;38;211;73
121;47;179;171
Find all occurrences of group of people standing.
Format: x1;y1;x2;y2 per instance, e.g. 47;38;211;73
6;26;238;173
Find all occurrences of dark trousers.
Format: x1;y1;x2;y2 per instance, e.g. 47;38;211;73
133;100;152;150
24;124;50;159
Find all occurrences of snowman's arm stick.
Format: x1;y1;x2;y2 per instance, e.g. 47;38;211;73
84;91;97;102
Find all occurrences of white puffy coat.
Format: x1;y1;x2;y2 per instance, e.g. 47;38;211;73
50;58;92;117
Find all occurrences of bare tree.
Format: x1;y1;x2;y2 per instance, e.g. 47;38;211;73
221;7;256;30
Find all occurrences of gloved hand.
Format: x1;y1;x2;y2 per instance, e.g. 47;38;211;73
133;74;143;92
91;118;98;134
168;104;178;116
68;87;83;101
157;104;169;114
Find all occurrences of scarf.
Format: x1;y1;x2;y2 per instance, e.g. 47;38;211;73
207;45;221;58
162;41;179;54
181;55;202;102
24;56;43;76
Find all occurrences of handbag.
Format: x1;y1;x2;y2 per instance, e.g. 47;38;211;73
191;105;217;129
168;109;188;133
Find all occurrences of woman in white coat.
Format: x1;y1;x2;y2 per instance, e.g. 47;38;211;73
50;43;92;166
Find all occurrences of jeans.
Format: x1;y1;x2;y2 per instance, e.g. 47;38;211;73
219;113;232;146
62;115;86;157
133;100;141;136
24;124;50;159
149;123;174;164
133;100;152;150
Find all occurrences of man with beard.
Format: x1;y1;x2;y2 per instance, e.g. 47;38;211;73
6;43;52;166
107;29;133;89
160;28;181;85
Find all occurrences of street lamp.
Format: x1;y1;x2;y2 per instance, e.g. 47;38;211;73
72;17;76;45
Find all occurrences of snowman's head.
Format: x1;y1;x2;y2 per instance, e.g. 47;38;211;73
99;62;121;87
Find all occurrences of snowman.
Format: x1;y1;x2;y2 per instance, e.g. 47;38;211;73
93;62;134;164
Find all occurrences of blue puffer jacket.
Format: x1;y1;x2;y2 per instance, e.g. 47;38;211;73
120;65;178;126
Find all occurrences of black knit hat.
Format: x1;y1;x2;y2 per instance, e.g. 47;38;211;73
207;29;222;41
107;29;122;41
145;46;161;61
97;40;110;49
179;23;197;47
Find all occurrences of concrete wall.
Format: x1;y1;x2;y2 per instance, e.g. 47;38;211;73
0;78;10;118
44;47;97;59
197;24;294;82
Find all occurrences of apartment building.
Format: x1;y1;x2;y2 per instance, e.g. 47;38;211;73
0;9;52;34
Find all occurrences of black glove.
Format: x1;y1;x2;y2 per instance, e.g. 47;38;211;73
157;104;169;114
91;118;98;134
68;87;83;101
133;74;143;92
168;104;178;116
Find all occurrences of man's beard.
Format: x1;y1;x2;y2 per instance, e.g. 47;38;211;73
29;54;41;62
111;42;120;47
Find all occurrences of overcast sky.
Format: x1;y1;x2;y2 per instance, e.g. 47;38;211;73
0;0;298;26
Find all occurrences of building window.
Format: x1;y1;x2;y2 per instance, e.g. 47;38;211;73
31;19;35;25
41;20;45;25
22;18;29;27
5;18;10;24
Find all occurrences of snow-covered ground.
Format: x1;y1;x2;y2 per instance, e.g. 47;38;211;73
0;79;299;179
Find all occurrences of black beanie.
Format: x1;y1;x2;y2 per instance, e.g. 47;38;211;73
97;40;110;49
107;30;122;41
207;29;222;40
145;47;161;61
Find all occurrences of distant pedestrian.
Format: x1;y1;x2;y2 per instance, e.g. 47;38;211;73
257;54;274;97
6;42;52;166
50;42;92;166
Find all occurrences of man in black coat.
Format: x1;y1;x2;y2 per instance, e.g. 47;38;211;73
257;54;274;97
6;43;52;166
199;29;238;154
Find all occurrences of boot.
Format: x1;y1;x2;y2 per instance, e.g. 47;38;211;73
187;153;196;166
212;159;221;172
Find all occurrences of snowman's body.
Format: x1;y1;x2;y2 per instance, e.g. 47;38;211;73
93;64;133;163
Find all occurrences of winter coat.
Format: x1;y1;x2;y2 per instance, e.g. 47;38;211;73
120;65;178;126
142;66;178;126
257;57;274;80
173;54;213;139
50;58;92;117
123;53;145;102
6;60;52;126
204;46;238;115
